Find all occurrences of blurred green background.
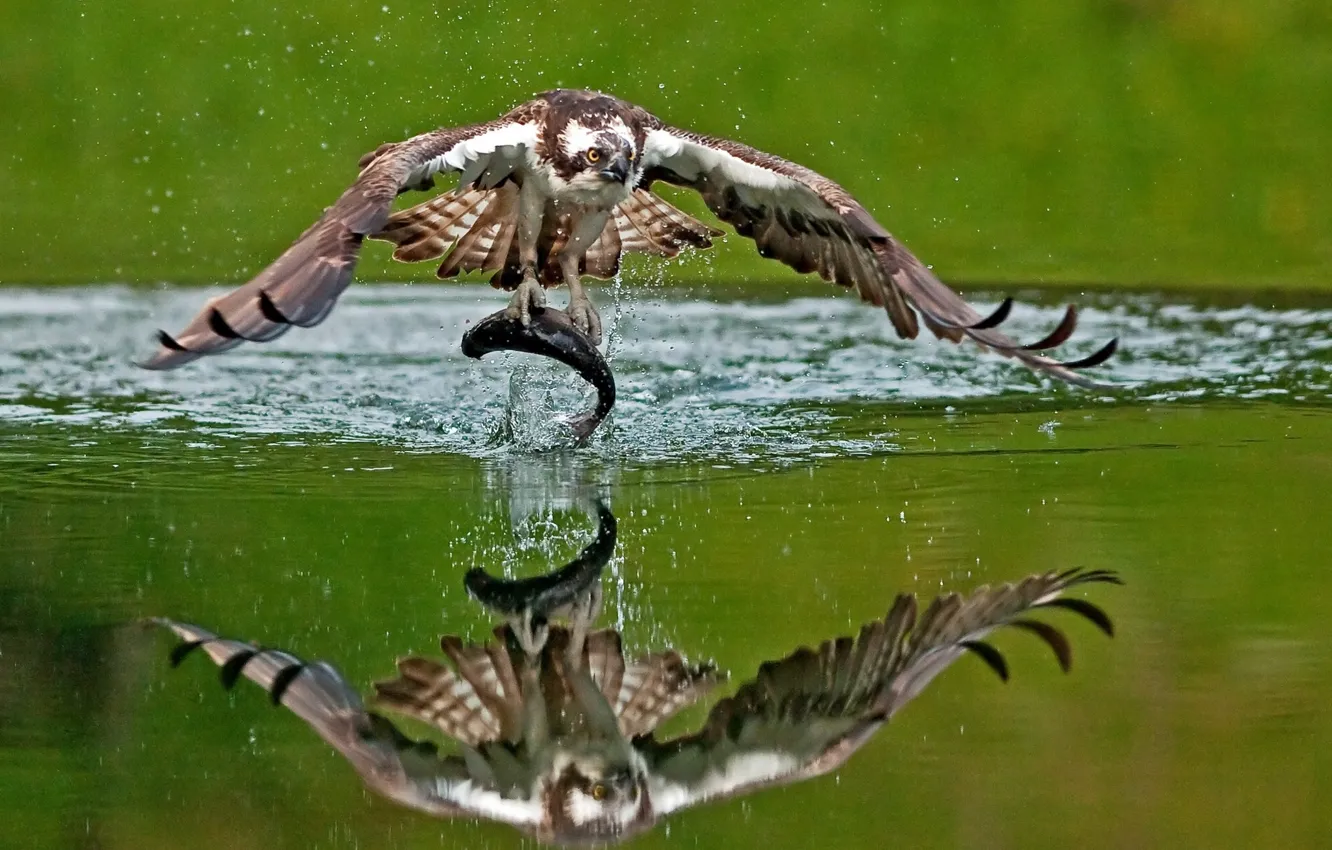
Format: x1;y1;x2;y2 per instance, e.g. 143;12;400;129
5;403;1332;849
3;0;1329;288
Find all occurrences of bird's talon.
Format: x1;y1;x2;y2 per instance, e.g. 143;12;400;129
568;299;603;345
506;275;546;327
511;611;550;659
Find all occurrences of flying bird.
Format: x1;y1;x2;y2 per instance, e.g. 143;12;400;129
140;89;1116;385
153;568;1119;845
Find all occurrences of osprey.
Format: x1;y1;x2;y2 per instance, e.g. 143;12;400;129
154;568;1119;845
141;89;1116;384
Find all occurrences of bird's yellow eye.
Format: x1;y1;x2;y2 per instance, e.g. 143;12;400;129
586;148;601;163
591;783;608;801
626;150;635;161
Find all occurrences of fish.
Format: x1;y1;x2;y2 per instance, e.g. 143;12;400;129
464;500;616;625
461;306;616;442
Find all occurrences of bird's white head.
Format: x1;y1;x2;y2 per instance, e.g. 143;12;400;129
554;116;639;191
540;748;654;845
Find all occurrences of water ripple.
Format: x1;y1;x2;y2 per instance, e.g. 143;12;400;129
0;284;1328;462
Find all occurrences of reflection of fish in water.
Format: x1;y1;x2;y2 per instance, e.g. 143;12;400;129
465;500;615;656
462;306;615;443
151;564;1120;846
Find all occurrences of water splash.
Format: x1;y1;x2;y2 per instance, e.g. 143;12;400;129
1;284;1329;464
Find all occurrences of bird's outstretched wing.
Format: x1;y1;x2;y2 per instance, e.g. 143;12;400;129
151;619;544;828
639;128;1117;386
639;569;1120;815
140;110;542;369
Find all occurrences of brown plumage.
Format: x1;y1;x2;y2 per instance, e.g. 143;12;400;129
373;185;722;288
374;625;720;743
638;568;1122;801
140;89;1116;388
150;567;1118;844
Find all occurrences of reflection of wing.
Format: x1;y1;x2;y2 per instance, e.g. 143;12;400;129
374;625;719;742
639;128;1116;387
141;110;542;369
584;630;721;739
152;619;543;828
640;569;1120;815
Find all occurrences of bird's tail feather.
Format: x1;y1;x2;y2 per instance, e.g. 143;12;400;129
373;185;721;288
374;625;718;743
374;633;524;747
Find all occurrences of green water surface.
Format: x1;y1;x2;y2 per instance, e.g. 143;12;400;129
3;384;1331;848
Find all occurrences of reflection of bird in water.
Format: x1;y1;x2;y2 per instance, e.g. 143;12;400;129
140;89;1115;386
153;566;1119;845
462;499;616;657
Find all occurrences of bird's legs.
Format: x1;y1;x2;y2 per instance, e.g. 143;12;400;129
505;269;547;326
507;184;547;326
518;662;550;753
503;264;602;345
562;265;603;345
509;607;551;660
505;194;608;342
558;211;611;344
563;583;603;668
558;582;623;741
505;582;600;663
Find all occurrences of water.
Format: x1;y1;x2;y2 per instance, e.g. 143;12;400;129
2;284;1331;848
5;284;1331;459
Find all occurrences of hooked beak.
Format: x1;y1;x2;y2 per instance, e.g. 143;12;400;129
598;154;630;184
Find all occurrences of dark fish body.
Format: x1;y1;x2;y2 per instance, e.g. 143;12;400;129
464;500;616;619
461;307;616;442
